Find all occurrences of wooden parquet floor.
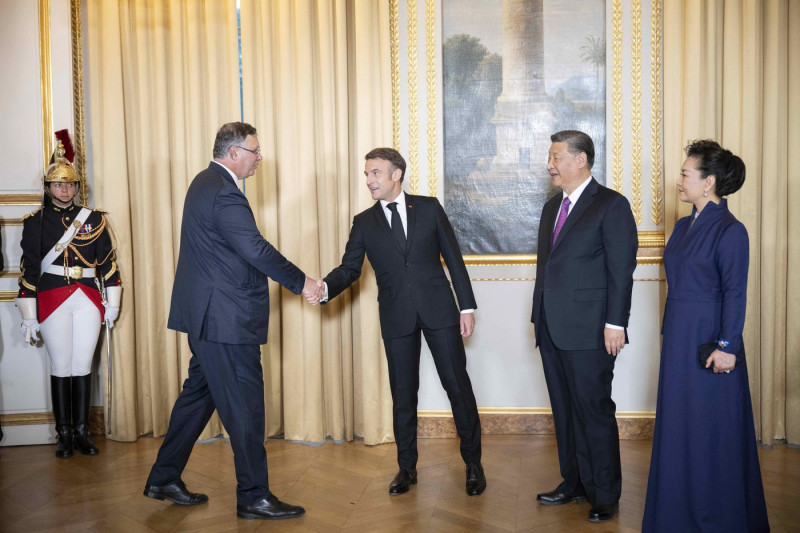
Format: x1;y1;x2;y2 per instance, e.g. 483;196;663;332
0;434;797;532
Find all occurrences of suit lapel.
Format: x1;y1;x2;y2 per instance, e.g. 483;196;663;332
540;195;559;256
404;195;417;251
552;178;598;250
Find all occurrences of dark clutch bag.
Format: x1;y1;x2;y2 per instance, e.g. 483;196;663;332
698;342;741;370
698;343;717;369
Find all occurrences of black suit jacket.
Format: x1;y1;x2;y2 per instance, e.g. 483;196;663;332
531;178;638;351
168;162;306;345
324;194;476;339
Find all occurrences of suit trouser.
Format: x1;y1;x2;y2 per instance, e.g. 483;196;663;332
383;322;481;469
146;337;269;505
537;305;621;506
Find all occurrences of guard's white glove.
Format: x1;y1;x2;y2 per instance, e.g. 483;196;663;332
104;307;119;328
21;319;41;344
104;286;122;328
15;298;40;344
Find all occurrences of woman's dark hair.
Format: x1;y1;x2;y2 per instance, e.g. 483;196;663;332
685;139;745;197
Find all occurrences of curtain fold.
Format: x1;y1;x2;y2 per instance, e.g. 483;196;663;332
89;0;394;445
87;0;240;441
664;0;799;445
239;0;394;444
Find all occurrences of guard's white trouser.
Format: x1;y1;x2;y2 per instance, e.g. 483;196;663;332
39;289;101;377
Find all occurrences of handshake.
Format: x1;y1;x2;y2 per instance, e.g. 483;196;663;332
302;277;326;306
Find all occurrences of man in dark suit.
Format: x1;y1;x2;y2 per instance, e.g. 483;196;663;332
531;130;637;523
318;147;485;496
144;122;319;520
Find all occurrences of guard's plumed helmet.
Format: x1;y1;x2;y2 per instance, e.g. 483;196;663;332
44;130;81;187
44;140;80;184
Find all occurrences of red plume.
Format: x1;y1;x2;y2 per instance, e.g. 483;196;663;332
54;129;75;163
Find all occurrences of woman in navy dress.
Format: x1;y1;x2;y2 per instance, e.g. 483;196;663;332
642;140;769;532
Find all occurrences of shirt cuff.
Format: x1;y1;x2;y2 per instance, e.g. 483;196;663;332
321;282;329;303
461;309;475;314
605;323;623;330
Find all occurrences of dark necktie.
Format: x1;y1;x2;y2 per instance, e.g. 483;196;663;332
552;197;571;245
387;202;406;251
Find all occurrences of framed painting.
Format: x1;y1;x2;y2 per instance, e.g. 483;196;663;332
442;0;606;255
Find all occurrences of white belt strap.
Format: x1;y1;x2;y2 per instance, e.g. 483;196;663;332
40;207;92;273
43;264;96;279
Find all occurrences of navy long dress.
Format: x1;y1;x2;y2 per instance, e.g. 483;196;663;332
642;199;769;532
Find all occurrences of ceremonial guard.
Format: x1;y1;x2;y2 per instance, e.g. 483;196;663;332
15;131;122;458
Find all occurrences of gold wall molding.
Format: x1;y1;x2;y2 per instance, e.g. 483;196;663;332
0;219;24;226
638;229;665;247
0;194;43;206
1;407;105;434
424;0;437;197
630;0;643;224
390;0;401;150
1;271;22;278
649;0;664;225
39;0;53;168
1;290;19;302
611;0;624;193
71;0;88;205
418;409;655;440
406;0;420;194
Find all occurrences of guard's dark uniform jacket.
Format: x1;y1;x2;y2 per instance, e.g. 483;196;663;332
18;202;121;321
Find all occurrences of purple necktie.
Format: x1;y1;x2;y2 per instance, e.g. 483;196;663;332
552;197;571;245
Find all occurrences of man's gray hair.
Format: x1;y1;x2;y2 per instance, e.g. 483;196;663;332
213;122;257;158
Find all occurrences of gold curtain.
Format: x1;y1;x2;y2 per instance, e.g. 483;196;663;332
87;0;240;440
239;0;394;444
664;0;800;445
88;0;394;445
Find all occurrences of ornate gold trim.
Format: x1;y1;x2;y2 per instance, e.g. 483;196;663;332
71;0;88;205
0;194;43;206
390;0;400;150
638;230;665;247
461;254;663;266
419;408;654;418
630;0;643;224
0;270;22;278
0;407;104;426
0;412;53;425
1;290;19;302
39;0;53;168
650;0;664;225
425;0;437;197
470;277;535;282
611;0;623;193
463;255;537;266
637;256;663;265
407;0;420;194
0;219;24;226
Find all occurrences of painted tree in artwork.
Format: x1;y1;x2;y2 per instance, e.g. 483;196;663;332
580;34;605;108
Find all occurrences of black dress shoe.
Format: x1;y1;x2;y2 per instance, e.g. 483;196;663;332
588;503;619;522
536;487;588;506
388;467;417;495
143;480;209;506
237;494;305;520
465;463;486;496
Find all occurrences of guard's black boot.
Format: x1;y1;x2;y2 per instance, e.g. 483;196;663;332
51;376;73;458
72;374;99;455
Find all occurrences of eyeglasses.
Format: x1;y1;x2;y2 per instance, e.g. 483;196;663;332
236;145;261;156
